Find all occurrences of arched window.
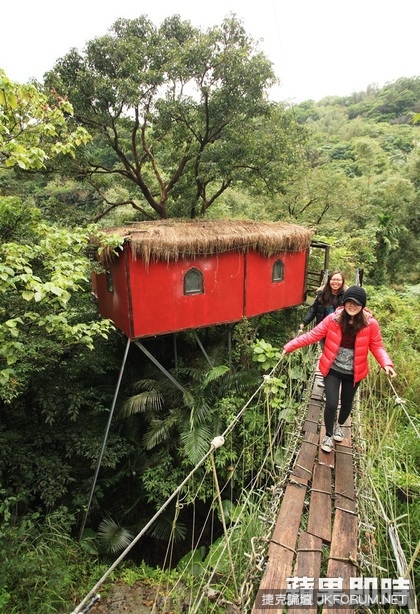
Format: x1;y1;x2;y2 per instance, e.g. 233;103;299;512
272;259;284;282
184;268;204;295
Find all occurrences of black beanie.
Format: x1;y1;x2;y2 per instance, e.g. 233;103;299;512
342;285;367;307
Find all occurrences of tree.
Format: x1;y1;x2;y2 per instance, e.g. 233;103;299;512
0;69;90;170
270;164;359;229
44;14;307;220
371;213;406;284
367;77;420;123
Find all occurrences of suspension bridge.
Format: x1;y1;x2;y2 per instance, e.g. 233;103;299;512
252;369;359;613
71;352;418;614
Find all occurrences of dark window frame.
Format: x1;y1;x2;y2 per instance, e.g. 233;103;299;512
184;267;204;295
272;259;284;282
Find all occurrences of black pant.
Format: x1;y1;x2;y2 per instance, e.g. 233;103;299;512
323;369;360;436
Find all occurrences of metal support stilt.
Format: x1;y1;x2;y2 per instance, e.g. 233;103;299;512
227;324;232;367
134;340;187;394
193;330;213;367
173;333;178;370
78;336;131;541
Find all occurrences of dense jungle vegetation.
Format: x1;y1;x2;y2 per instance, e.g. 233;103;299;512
0;14;419;613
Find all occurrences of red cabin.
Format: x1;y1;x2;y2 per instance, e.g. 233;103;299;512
91;219;313;340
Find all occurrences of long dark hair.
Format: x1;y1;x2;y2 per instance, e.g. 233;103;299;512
320;270;345;308
338;307;368;336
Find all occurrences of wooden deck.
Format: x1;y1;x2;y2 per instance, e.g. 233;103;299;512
252;373;358;613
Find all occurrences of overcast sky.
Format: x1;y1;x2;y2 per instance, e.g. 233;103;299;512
1;0;418;103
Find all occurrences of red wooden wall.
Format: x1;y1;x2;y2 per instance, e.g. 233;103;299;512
92;246;308;339
129;251;245;338
245;250;307;317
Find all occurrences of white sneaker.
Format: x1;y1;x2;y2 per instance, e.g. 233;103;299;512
321;436;334;453
333;425;344;442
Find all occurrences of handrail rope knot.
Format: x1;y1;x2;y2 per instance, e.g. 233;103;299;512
210;435;225;449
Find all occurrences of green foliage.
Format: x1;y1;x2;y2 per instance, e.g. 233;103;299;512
123;358;259;474
201;497;266;582
0;507;103;613
230;317;258;369
0;69;90;170
252;339;282;371
0;590;11;610
140;451;187;507
0;197;116;401
176;546;207;576
366;286;419;407
356;286;420;591
0;196;130;516
148;510;187;543
262;375;287;411
281;77;420;284
341;77;420;124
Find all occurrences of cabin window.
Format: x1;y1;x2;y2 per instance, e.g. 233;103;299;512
184;268;204;295
106;270;114;293
272;259;284;282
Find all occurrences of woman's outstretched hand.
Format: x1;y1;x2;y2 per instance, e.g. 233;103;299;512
384;366;396;378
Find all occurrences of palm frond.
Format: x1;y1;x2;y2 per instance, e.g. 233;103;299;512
181;388;195;408
148;512;187;542
230;368;261;392
180;423;213;464
142;415;178;449
120;390;163;418
202;365;230;386
97;517;134;553
189;400;211;428
131;378;161;392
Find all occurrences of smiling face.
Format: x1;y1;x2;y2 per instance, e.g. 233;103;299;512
329;274;344;294
344;300;363;316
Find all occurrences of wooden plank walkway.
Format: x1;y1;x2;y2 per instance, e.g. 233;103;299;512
252;373;358;613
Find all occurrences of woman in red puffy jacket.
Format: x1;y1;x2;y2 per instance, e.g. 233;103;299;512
283;285;396;453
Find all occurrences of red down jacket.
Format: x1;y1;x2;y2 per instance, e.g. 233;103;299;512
284;307;394;385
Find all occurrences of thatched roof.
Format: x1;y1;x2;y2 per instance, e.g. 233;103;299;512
96;219;313;267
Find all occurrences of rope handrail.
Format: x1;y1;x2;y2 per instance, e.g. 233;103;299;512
367;475;418;613
354;370;419;614
70;353;418;614
387;376;420;438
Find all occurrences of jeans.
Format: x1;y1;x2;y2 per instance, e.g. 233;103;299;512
323;369;360;436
